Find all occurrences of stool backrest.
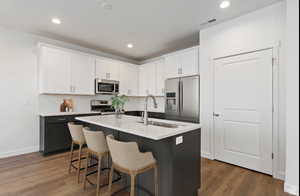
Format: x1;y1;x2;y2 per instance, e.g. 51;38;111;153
68;122;85;144
83;128;109;155
106;135;140;170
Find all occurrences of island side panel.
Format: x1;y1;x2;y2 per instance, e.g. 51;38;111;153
171;129;201;196
84;122;201;196
118;132;174;196
119;128;201;196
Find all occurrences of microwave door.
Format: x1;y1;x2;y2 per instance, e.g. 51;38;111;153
97;83;115;94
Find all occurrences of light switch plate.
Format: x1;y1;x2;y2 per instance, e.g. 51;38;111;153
176;136;183;145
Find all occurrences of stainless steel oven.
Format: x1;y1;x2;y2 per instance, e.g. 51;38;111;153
95;79;119;95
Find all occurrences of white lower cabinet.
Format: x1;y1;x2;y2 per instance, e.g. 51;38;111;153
119;63;139;96
39;45;95;95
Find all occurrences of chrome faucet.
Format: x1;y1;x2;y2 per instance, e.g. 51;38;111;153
143;95;158;125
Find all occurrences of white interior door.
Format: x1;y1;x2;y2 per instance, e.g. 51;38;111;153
214;49;273;175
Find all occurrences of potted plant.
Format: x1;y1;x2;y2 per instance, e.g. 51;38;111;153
111;95;128;118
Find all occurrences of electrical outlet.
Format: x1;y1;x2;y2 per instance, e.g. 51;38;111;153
176;136;183;145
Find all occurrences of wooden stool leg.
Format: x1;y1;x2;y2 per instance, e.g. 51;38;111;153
130;174;136;196
68;141;74;174
96;156;102;196
83;152;90;190
108;165;114;196
154;166;159;196
77;144;83;183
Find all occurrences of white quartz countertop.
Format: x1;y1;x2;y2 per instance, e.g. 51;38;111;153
76;115;201;140
40;111;101;117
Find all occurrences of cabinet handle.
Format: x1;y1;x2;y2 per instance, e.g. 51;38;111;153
56;118;67;121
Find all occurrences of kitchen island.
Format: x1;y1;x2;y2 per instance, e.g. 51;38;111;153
76;115;201;196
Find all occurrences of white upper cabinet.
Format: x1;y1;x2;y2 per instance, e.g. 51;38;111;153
70;53;95;95
155;59;166;96
139;63;156;96
95;58;120;81
165;54;181;79
165;46;199;79
119;63;139;96
39;45;95;95
181;47;199;76
39;46;71;94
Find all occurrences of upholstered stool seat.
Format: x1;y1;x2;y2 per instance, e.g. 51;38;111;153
82;128;111;196
106;135;158;196
68;122;86;183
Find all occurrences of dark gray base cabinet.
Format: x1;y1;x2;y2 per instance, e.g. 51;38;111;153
40;113;100;155
87;123;201;196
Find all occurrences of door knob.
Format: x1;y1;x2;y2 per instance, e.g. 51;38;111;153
213;113;220;117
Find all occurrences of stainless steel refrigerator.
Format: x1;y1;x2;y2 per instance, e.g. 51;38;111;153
165;75;200;123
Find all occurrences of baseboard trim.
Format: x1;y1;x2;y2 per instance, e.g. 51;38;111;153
0;146;39;159
274;171;286;181
201;151;214;160
284;183;299;196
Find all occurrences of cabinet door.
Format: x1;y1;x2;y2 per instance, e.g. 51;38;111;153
70;53;95;95
155;60;166;96
39;47;71;94
95;59;120;81
120;63;139;96
95;59;110;80
45;121;72;153
139;64;148;96
165;54;181;79
181;47;199;76
147;63;156;95
109;61;120;81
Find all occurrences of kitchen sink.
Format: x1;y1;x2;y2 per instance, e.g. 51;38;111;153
138;120;180;128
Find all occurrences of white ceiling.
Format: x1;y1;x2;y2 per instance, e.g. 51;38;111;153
0;0;281;61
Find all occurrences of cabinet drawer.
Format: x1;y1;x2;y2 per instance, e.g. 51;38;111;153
45;116;71;123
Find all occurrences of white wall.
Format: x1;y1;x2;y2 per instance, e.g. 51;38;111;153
199;2;286;179
0;26;139;158
284;0;299;195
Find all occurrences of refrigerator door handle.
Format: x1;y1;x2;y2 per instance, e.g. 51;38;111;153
178;80;181;114
180;80;184;115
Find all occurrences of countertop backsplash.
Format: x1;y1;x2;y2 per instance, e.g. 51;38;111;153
38;95;165;115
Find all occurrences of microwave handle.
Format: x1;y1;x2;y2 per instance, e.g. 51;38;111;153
114;83;119;94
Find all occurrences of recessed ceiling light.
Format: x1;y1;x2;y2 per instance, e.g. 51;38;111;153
127;44;134;48
51;18;61;24
98;0;113;10
220;1;231;9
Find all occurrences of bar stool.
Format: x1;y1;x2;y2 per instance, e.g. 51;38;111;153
82;128;110;196
106;135;158;196
68;122;86;183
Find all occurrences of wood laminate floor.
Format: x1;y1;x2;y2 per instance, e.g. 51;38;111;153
0;151;290;196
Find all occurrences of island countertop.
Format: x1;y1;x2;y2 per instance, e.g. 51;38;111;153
76;115;201;140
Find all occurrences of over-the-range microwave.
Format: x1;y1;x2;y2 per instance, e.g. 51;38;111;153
95;79;119;95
